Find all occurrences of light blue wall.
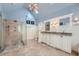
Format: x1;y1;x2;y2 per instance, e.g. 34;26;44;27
1;3;79;24
52;4;79;17
31;3;79;24
0;3;35;23
31;3;74;23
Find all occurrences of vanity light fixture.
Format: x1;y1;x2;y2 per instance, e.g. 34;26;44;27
52;20;59;28
74;17;78;21
73;17;79;25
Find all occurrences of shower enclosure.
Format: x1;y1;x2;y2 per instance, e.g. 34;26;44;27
0;14;4;52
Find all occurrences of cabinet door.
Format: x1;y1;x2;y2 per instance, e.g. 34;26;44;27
38;32;42;42
50;34;57;47
42;34;49;45
62;36;71;53
49;34;55;47
53;35;59;48
42;34;47;43
56;35;63;50
55;35;71;53
67;37;71;53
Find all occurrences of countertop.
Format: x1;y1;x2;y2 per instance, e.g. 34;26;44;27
41;31;72;36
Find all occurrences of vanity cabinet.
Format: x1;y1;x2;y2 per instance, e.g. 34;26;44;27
40;31;72;53
38;13;73;53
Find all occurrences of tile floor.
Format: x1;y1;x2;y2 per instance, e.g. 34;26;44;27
0;39;77;56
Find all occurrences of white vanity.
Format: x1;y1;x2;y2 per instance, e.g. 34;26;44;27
38;13;75;53
40;31;72;53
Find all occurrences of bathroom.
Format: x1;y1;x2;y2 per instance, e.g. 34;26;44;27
0;3;79;56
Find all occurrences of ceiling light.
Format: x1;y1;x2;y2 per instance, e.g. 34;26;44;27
28;3;39;14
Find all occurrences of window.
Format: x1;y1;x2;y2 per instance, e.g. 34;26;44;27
26;20;30;24
31;21;35;25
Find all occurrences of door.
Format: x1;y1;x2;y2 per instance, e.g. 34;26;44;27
27;25;36;40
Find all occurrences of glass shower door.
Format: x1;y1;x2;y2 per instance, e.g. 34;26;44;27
0;17;4;51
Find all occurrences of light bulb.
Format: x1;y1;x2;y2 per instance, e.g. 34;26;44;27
74;17;78;21
34;9;39;14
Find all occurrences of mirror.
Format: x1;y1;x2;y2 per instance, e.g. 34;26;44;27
45;22;50;31
59;17;70;26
